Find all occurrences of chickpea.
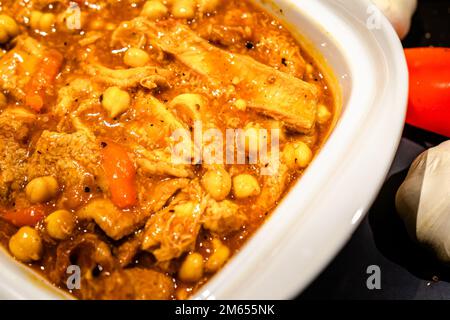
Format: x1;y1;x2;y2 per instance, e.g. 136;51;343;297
45;210;76;240
233;174;261;199
205;239;230;273
198;0;221;13
201;168;232;201
283;141;313;169
0;92;7;108
39;13;56;32
102;86;131;118
317;104;332;124
30;11;43;30
179;252;204;282
0;28;8;44
234;99;247;111
141;1;169;19
30;11;55;32
124;48;150;67
9;227;43;262
0;14;19;38
172;0;196;19
26;176;59;204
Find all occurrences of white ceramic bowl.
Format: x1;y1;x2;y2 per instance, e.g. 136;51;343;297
0;0;408;299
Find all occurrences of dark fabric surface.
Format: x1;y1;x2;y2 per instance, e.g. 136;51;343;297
298;0;450;300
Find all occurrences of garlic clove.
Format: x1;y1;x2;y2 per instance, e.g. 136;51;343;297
396;141;450;262
372;0;418;39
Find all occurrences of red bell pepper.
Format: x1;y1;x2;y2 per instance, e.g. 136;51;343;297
404;48;450;137
1;205;46;227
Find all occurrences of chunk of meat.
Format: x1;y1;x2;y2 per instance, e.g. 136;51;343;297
83;62;171;90
167;93;218;129
111;19;148;48
153;23;318;132
198;24;252;48
254;162;290;213
0;140;28;205
81;269;174;300
127;95;188;149
51;234;115;285
254;143;313;212
77;177;188;241
115;232;143;267
115;178;190;266
256;34;307;78
196;8;255;47
141;178;190;212
0;107;36;141
28;130;103;191
77;198;142;240
141;181;206;262
0;37;44;101
53;78;98;116
0;108;36;204
203;199;246;235
136;147;194;179
135;95;187;131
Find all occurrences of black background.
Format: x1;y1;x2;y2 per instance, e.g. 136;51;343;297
298;0;450;300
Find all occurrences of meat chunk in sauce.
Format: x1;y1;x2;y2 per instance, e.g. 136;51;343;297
152;22;319;133
0;37;44;102
82;268;175;300
0;108;36;205
28;130;104;208
0;0;336;300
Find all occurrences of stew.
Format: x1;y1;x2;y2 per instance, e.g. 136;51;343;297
0;0;336;300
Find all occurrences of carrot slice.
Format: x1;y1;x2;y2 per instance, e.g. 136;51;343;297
1;205;46;227
25;49;64;112
101;141;138;209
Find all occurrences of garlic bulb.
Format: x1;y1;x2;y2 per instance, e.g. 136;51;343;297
372;0;417;39
396;141;450;262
